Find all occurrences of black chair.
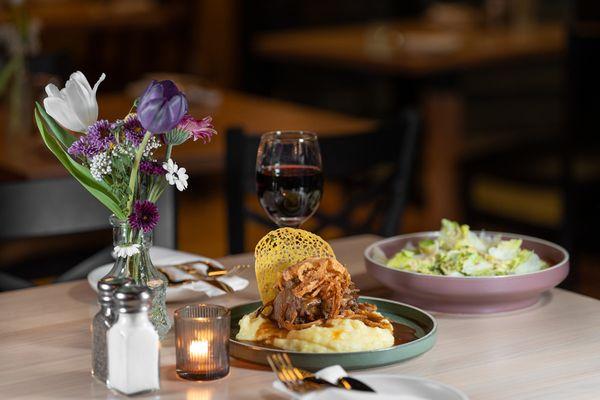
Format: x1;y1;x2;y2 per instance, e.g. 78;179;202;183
226;110;420;254
0;178;177;291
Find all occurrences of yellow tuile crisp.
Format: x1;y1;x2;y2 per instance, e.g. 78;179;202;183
254;228;335;304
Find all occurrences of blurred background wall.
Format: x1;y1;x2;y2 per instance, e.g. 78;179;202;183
0;0;599;297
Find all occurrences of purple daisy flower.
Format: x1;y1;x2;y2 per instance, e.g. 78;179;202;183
140;160;165;176
123;115;145;146
68;119;113;158
128;200;160;233
177;115;217;143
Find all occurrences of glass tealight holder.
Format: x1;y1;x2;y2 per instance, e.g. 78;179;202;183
175;304;230;381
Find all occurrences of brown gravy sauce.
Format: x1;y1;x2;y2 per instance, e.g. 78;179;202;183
256;318;287;342
392;321;418;346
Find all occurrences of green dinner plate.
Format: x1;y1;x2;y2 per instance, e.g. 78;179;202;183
229;296;437;371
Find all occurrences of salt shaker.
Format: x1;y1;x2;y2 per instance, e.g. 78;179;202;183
92;277;130;384
107;286;160;395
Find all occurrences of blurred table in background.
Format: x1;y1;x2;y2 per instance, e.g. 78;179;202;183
253;19;566;227
0;89;374;180
0;0;185;29
254;21;564;77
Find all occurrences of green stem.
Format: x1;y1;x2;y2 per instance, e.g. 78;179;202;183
127;131;152;213
165;144;173;161
148;183;161;203
127;102;136;116
133;229;143;281
8;56;25;135
124;226;143;282
0;57;19;97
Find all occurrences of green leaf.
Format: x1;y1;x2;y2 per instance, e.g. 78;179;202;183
34;109;127;219
34;102;77;149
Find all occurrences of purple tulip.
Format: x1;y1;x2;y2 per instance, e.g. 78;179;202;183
137;80;188;134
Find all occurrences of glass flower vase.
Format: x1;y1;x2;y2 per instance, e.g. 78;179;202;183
104;216;171;338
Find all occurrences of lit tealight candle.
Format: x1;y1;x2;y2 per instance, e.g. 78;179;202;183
175;304;230;381
189;340;209;358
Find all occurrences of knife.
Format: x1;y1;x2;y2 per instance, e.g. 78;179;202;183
304;375;376;392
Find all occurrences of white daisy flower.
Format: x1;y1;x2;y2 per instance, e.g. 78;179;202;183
114;244;141;258
163;158;189;191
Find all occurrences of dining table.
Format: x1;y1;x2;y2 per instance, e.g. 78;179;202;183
0;0;185;29
1;234;599;399
253;20;564;77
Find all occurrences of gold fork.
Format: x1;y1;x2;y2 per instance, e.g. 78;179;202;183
206;264;251;277
267;353;323;394
268;353;376;393
159;261;250;277
176;264;235;293
179;263;251;291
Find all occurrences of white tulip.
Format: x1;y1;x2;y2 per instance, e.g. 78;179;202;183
43;71;106;133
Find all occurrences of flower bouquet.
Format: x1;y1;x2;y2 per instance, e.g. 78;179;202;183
34;72;216;336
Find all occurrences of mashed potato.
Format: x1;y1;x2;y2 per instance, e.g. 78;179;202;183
236;313;394;353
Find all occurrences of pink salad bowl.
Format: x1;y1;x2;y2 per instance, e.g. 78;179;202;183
364;232;569;314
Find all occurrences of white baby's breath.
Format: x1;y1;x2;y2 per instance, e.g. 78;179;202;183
89;152;112;181
114;142;135;158
143;136;161;158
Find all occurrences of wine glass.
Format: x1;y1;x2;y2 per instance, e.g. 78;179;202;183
256;131;323;228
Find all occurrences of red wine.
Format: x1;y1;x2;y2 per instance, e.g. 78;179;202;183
256;165;323;227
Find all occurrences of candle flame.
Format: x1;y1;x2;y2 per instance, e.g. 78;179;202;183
189;340;209;356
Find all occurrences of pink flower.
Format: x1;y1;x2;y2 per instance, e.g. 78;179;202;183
177;115;217;143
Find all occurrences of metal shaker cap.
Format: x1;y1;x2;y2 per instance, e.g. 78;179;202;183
97;277;131;304
113;285;151;313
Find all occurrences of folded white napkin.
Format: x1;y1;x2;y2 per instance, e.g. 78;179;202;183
273;365;396;400
149;247;249;302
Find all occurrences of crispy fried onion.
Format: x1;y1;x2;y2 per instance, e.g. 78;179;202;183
339;303;393;330
271;257;351;330
266;257;390;331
